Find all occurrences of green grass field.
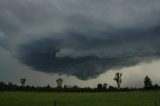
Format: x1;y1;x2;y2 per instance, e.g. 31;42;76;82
0;91;160;106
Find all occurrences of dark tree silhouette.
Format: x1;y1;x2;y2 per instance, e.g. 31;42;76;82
103;83;108;89
0;79;160;92
56;78;63;88
8;82;13;86
144;75;152;89
46;84;51;89
113;72;122;89
20;78;26;86
109;86;116;90
153;84;160;90
97;83;103;90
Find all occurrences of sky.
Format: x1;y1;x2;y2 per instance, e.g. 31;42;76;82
0;0;160;88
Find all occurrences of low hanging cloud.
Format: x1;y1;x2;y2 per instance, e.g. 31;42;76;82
1;0;160;80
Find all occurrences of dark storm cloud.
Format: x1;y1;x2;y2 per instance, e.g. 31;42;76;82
17;27;160;80
1;0;160;80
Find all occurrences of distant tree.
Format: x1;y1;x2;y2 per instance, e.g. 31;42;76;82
63;85;68;89
103;83;108;89
20;78;26;86
56;78;63;88
113;72;122;89
0;82;5;91
97;83;103;90
108;86;116;90
8;82;13;86
72;85;79;89
46;84;51;89
144;76;152;89
153;84;160;90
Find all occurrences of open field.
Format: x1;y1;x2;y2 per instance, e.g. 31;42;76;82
0;91;160;106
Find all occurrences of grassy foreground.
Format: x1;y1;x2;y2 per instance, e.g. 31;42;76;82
0;91;160;106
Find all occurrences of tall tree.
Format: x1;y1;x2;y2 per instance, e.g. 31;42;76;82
97;83;103;90
144;75;152;89
113;72;122;89
20;78;26;86
56;78;63;88
103;83;108;89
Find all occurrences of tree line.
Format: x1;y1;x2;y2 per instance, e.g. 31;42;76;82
0;73;160;92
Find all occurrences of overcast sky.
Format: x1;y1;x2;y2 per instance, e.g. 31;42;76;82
0;0;160;88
